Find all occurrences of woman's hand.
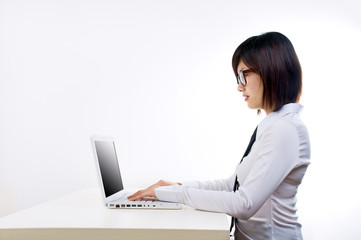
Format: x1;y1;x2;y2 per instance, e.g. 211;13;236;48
128;180;180;201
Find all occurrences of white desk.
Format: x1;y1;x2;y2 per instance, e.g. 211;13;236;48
0;188;229;240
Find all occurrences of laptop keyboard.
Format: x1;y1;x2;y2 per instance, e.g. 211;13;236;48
108;195;164;208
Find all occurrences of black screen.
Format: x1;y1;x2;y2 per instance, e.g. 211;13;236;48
94;140;124;197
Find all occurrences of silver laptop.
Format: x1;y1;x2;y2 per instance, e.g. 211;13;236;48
91;136;181;209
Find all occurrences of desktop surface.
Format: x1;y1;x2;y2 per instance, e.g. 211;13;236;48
0;188;229;240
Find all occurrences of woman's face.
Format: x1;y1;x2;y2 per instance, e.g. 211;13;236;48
237;61;270;114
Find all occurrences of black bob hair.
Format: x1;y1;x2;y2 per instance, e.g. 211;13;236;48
232;32;302;112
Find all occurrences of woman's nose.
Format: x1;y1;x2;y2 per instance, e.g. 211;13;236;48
237;83;244;92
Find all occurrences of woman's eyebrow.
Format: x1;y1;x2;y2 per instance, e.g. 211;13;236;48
238;67;248;72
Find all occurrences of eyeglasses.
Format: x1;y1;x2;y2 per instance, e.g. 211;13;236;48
237;68;255;86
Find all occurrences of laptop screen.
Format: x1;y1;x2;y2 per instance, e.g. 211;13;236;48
94;140;124;197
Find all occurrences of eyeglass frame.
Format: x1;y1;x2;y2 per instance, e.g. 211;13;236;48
237;68;255;86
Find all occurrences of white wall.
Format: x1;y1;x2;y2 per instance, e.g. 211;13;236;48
1;0;361;239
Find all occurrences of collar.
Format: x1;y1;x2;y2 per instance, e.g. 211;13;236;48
256;103;302;140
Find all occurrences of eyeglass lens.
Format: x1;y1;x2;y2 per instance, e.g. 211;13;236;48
237;71;246;86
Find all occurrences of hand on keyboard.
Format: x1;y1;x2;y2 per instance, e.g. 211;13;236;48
127;180;180;201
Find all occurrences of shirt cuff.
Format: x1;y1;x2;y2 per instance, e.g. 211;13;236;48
155;185;185;203
180;181;200;188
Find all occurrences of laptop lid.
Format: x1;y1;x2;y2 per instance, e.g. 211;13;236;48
91;136;125;203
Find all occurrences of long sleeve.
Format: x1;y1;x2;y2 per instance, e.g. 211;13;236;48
155;117;309;220
181;174;236;192
156;103;311;240
155;175;235;204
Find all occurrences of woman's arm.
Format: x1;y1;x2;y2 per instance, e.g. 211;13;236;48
181;174;236;192
155;121;305;219
127;180;180;201
128;174;236;201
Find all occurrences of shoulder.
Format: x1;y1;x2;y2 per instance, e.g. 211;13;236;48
261;114;307;147
265;117;296;136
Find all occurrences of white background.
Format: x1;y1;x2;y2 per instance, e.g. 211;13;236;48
1;0;361;239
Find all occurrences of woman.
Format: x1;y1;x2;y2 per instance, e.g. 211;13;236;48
129;32;311;240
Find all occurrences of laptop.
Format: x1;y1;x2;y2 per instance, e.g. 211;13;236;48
91;136;181;209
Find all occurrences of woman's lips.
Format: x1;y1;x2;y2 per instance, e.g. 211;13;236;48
243;95;249;101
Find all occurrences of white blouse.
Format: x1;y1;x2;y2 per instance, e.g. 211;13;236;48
155;103;311;240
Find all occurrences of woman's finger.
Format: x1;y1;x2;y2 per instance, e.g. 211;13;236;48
128;190;142;200
128;189;150;201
